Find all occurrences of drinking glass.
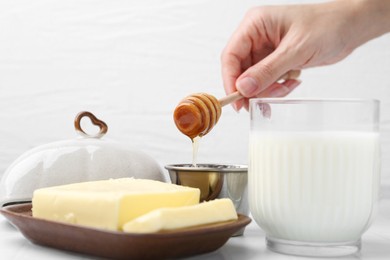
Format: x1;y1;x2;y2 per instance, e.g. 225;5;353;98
249;98;380;257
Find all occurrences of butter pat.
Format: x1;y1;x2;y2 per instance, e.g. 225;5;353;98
32;178;200;231
123;198;238;233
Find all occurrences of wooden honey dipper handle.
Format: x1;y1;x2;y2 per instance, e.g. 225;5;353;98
218;70;301;107
219;92;242;107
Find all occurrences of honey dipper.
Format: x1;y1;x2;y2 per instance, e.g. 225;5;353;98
174;70;301;139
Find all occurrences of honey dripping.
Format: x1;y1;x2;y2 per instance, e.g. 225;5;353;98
173;70;302;165
192;136;201;167
173;93;222;167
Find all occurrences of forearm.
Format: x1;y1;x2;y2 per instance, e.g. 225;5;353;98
221;0;390;103
347;0;390;46
360;0;390;35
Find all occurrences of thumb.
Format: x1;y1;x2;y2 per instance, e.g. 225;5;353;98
236;47;298;97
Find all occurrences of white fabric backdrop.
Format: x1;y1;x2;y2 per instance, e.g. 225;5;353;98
1;0;389;195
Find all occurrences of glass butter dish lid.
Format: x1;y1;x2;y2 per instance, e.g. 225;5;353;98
0;111;165;206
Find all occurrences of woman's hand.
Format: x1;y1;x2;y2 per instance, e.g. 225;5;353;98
221;0;390;111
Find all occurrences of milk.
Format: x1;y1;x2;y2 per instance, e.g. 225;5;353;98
249;131;380;243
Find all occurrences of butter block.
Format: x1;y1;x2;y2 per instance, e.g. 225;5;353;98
32;178;200;231
123;198;238;233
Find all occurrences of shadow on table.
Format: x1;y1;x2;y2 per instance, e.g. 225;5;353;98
360;240;390;260
0;218;17;231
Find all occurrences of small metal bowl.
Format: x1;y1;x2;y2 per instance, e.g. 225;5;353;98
165;164;249;236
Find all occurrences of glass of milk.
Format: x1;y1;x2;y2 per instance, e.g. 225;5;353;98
249;99;380;257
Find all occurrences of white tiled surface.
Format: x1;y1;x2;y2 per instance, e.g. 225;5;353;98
0;198;389;260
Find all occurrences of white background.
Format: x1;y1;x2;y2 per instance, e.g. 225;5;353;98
0;0;389;194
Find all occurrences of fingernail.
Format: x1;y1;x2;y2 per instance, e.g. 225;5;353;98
237;77;258;97
269;80;301;97
232;103;239;112
232;99;244;112
269;85;290;97
288;80;301;91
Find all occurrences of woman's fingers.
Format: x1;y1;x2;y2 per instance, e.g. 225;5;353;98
241;79;301;111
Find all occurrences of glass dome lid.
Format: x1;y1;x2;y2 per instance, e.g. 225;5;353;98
0;111;165;206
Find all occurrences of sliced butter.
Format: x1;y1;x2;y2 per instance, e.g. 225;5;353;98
32;178;200;231
123;198;238;233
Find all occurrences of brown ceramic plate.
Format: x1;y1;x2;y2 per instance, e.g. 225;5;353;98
1;203;251;260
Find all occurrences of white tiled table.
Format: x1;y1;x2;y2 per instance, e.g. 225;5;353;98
1;199;389;260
